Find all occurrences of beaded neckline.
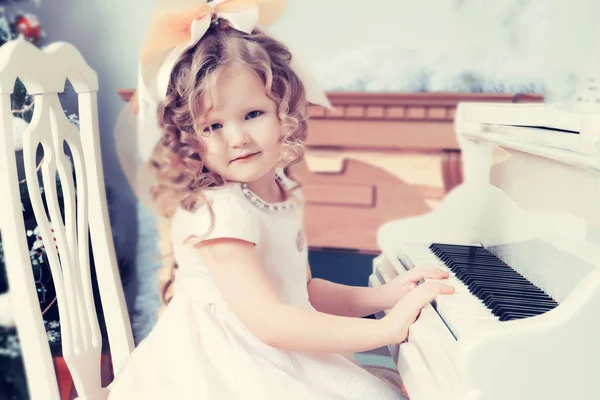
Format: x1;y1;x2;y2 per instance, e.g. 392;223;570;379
240;174;298;213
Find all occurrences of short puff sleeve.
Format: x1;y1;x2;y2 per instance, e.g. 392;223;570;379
175;195;260;246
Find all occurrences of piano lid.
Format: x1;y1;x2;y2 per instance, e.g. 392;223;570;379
455;102;600;171
457;66;600;161
458;103;588;134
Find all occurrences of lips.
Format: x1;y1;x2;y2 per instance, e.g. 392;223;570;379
231;152;259;163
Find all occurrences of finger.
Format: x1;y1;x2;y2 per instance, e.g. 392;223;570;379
407;282;455;305
422;281;455;295
432;268;450;279
408;266;449;280
391;281;417;300
438;283;455;295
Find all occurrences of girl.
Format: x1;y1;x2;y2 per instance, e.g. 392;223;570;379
110;1;454;398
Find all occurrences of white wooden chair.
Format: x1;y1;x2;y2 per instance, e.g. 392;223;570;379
0;38;134;399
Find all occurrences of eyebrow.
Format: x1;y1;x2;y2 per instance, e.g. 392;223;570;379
248;95;277;110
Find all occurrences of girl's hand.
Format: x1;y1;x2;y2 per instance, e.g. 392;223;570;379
378;265;450;308
402;265;449;284
382;281;455;344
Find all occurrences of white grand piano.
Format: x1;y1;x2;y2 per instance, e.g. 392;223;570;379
369;94;600;400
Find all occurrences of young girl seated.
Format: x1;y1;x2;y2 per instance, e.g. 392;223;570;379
109;1;454;398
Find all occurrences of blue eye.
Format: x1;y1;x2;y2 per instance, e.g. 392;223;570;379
246;110;263;119
203;123;223;133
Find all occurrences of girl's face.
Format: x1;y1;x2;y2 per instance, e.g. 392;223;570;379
196;64;283;184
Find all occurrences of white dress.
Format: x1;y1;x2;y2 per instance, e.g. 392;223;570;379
108;172;402;399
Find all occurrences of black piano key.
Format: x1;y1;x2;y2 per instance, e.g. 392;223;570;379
439;251;500;258
471;282;547;297
493;307;540;320
475;286;551;300
486;296;558;315
494;302;554;315
441;255;503;265
493;302;557;315
489;303;554;317
455;270;523;282
457;271;530;283
447;259;512;268
436;248;501;257
430;243;491;254
481;292;551;303
499;311;541;321
445;253;503;262
447;263;512;274
429;243;558;322
484;295;558;309
485;295;558;309
463;277;534;290
462;275;527;287
431;251;493;262
440;252;513;264
475;283;552;301
465;277;544;291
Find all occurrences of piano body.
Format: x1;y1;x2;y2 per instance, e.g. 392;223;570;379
369;100;600;400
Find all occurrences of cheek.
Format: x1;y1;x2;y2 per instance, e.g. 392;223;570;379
199;136;219;155
196;139;209;159
197;138;223;167
265;142;283;159
261;118;283;146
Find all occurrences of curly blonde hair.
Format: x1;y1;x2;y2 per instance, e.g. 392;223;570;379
149;20;310;306
150;21;308;217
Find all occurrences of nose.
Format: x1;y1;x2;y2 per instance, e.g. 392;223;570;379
225;123;251;148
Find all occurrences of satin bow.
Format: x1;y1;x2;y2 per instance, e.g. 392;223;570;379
139;0;287;101
140;0;286;63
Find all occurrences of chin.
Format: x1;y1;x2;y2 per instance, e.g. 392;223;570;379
225;163;273;183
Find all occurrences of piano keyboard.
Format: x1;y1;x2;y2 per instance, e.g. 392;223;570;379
392;242;564;340
429;243;559;322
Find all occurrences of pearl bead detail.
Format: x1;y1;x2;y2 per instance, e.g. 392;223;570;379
240;175;297;213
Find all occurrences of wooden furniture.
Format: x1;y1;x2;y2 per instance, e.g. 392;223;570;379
284;92;543;252
117;88;543;307
1;38;134;400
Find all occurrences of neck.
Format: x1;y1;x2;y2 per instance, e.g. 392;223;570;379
245;168;285;203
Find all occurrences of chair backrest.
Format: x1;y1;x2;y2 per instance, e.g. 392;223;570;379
0;38;134;400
